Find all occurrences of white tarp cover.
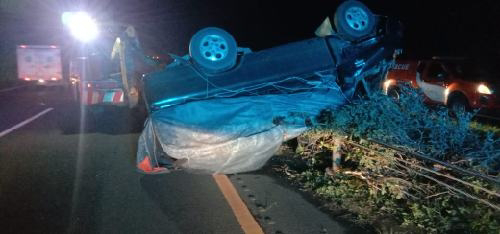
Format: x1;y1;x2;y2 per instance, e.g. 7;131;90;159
136;88;347;174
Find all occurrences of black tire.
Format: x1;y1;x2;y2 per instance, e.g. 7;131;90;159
333;0;376;41
448;95;469;116
71;84;80;103
387;87;400;100
129;99;148;132
189;27;237;73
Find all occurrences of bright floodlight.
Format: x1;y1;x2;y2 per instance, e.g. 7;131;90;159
62;12;98;42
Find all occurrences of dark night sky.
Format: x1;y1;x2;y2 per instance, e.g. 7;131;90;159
2;0;500;59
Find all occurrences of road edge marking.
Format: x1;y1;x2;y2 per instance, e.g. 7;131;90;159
0;85;27;93
213;174;264;234
0;107;54;138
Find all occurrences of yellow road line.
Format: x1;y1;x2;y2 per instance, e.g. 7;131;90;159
213;174;264;234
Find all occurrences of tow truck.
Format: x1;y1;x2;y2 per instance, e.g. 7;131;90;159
63;12;155;125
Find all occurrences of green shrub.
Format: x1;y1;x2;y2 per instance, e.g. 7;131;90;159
325;86;499;173
276;87;500;233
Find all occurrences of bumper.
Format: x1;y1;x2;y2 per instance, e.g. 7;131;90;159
471;94;500;117
23;80;65;86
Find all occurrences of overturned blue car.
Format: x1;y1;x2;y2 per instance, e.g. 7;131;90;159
136;0;403;174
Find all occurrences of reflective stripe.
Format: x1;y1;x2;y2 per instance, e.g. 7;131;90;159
92;91;100;104
103;91;115;102
113;91;123;103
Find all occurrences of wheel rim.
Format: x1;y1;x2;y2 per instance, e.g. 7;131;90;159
199;34;229;62
345;6;369;31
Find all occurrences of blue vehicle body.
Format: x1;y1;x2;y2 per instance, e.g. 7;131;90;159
142;18;402;112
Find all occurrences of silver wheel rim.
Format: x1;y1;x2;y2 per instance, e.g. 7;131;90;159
199;34;228;62
345;6;369;31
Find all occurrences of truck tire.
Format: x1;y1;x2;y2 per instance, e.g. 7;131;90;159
387;87;400;100
71;84;80;103
127;91;148;132
189;27;238;73
333;0;376;41
448;94;469;116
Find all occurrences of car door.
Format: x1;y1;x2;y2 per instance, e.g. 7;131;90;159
416;61;448;103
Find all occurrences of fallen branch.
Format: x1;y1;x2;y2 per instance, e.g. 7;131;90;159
341;170;419;200
394;157;500;199
396;162;500;211
345;139;500;199
425;191;450;200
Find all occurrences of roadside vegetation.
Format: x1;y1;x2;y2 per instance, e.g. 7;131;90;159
272;87;499;233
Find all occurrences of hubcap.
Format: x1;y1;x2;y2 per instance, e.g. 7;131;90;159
345;7;369;31
200;34;228;62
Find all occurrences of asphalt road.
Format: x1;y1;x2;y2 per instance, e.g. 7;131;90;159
0;85;364;234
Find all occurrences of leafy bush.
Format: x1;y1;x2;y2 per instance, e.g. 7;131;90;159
324;87;499;173
274;87;500;233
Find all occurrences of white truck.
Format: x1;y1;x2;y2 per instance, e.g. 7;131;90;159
16;45;63;86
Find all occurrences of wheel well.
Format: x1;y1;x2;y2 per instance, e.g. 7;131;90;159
386;85;400;95
387;85;400;93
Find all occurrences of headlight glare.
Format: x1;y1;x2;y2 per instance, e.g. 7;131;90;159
477;84;492;95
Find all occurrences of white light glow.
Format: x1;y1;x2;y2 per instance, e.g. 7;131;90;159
62;12;99;42
24;77;31;81
383;79;394;93
51;77;58;81
38;79;45;83
477;84;492;95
